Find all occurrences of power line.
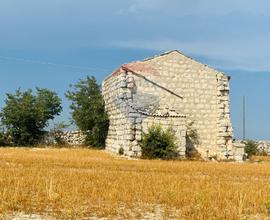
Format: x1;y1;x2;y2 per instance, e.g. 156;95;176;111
0;55;111;72
243;96;246;140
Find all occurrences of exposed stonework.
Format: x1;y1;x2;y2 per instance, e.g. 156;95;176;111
232;141;246;161
57;131;86;145
255;141;270;155
102;50;244;161
43;131;86;146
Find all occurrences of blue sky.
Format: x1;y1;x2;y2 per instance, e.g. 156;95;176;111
0;0;270;140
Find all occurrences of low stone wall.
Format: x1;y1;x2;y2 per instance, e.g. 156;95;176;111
58;131;86;146
232;141;245;162
256;141;270;155
43;130;86;146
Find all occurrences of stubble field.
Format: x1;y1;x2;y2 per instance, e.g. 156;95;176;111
0;148;270;219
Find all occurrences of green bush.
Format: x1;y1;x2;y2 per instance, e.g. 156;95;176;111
186;122;200;159
244;140;258;157
258;150;268;156
141;124;178;160
52;122;70;146
0;131;11;146
118;147;124;155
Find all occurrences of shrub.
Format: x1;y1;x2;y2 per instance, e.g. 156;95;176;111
186;122;200;159
244;140;258;157
186;122;199;145
43;122;70;146
52;122;70;145
258;150;268;157
141;124;178;160
0;131;11;146
66;76;109;148
0;88;62;146
118;147;124;155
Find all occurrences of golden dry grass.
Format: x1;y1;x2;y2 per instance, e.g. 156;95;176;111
0;148;270;219
251;155;270;162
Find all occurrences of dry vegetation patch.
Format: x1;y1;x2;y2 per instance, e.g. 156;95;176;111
0;148;270;219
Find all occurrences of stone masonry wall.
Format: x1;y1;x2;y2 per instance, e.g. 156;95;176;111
103;51;236;160
102;71;134;155
139;51;233;159
250;141;270;155
103;67;187;157
58;131;86;146
42;130;86;146
216;74;234;158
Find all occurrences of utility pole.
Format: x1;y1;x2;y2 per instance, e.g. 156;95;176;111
243;96;246;140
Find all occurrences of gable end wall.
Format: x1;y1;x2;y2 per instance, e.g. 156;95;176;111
103;51;234;160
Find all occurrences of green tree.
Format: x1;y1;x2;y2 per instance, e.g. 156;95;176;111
65;76;109;148
0;88;62;146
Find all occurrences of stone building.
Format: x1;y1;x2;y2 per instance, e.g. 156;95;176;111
102;50;244;161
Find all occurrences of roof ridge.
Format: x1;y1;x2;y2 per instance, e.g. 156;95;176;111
103;50;228;82
142;50;228;76
143;50;180;61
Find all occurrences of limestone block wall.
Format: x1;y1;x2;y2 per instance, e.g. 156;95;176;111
102;71;134;155
103;68;187;157
257;141;270;154
232;141;245;161
103;50;236;160
252;141;270;155
136;52;230;158
216;73;234;158
58;131;86;145
42;130;86;146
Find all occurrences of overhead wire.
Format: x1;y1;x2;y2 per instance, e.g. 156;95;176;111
0;55;111;72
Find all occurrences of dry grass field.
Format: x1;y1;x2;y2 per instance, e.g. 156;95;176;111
0;148;270;219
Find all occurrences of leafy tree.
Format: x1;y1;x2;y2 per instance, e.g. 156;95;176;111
65;76;109;148
0;88;62;146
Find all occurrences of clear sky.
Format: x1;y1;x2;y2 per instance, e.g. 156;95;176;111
0;0;270;140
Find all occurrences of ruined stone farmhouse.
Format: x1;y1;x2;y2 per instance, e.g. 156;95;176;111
102;50;244;161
